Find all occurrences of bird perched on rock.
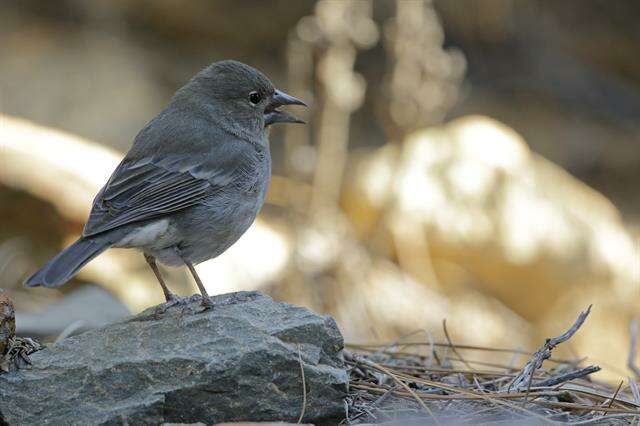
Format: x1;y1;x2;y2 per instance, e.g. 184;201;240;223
24;60;306;309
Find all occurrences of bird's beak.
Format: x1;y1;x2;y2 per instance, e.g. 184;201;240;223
264;89;307;126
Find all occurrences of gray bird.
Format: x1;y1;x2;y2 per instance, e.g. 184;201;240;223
25;60;306;308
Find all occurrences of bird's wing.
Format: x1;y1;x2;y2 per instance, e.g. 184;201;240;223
83;144;248;237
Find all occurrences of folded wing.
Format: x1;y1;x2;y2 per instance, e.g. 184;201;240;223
83;146;245;237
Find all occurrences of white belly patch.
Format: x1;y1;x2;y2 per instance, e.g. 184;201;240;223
115;219;170;248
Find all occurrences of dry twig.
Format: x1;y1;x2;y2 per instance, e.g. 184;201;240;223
347;341;578;365
534;366;601;387
352;353;439;423
296;344;307;424
629;318;640;380
600;380;624;417
505;305;592;392
344;307;638;425
442;319;472;371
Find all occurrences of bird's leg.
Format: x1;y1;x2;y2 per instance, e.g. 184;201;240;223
175;247;214;310
185;262;215;309
143;253;177;302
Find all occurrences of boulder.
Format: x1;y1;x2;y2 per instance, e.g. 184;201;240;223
0;291;347;425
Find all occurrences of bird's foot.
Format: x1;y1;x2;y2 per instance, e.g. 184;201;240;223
199;296;215;312
153;294;203;318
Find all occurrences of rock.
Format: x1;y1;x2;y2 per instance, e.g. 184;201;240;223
0;291;347;425
0;290;15;355
214;423;312;426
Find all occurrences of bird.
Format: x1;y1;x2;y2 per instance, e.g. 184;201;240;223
24;60;306;309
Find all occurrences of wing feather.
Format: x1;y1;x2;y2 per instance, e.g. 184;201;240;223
82;146;246;237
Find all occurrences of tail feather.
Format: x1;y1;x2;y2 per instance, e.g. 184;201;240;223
24;237;110;288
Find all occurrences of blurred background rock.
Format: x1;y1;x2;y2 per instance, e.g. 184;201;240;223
0;0;638;380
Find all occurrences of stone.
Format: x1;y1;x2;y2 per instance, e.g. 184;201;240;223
0;290;15;356
0;292;348;425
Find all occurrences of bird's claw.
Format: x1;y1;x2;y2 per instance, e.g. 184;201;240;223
153;294;214;317
198;296;215;312
153;294;198;317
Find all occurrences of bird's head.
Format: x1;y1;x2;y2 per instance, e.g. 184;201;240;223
180;60;306;140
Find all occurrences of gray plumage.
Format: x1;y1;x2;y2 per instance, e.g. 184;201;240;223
25;60;305;306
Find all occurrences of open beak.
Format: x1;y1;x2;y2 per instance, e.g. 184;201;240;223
264;89;307;126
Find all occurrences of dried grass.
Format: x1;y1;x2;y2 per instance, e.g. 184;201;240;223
342;307;640;425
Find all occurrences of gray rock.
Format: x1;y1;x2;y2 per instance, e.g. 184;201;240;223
0;291;348;425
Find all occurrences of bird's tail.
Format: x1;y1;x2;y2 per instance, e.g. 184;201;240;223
24;237;111;288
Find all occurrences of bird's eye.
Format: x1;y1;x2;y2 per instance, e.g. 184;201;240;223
249;91;262;105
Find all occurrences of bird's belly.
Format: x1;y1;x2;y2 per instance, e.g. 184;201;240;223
114;219;173;248
167;188;266;265
141;152;270;267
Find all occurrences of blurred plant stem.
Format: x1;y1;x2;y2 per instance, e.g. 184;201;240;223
286;0;378;215
278;0;466;313
380;0;465;140
376;0;465;288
